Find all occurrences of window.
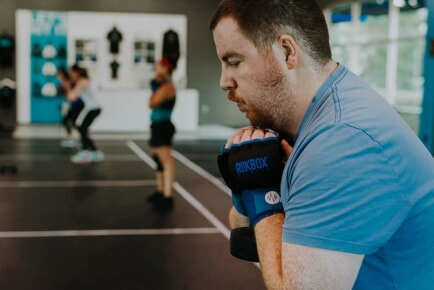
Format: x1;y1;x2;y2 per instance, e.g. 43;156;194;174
328;0;427;132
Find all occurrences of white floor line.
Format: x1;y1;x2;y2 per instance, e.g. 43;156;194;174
127;140;157;168
0;179;156;188
126;141;260;269
173;182;230;239
126;140;230;240
0;154;140;162
171;149;231;197
128;140;231;197
0;227;220;238
171;150;260;268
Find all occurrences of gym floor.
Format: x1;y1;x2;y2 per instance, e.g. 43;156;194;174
0;128;266;290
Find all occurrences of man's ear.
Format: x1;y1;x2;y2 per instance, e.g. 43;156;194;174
278;35;298;69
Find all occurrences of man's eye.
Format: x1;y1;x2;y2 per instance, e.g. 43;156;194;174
228;60;240;67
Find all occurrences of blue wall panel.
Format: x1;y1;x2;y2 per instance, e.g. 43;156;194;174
30;11;68;124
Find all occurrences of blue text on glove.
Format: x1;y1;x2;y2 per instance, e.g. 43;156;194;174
236;157;269;175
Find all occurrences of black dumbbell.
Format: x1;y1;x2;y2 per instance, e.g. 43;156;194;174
230;227;259;262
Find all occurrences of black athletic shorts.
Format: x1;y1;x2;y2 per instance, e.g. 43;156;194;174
149;121;176;147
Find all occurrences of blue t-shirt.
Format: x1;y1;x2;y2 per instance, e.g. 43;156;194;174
281;65;434;289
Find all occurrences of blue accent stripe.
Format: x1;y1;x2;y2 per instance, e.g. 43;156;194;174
419;1;434;154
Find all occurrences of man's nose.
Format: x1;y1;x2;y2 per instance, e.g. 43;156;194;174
220;69;236;92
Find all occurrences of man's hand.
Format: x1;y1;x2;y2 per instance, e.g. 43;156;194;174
227;126;292;163
219;127;286;225
218;127;291;262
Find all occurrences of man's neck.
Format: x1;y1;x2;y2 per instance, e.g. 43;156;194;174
290;59;338;134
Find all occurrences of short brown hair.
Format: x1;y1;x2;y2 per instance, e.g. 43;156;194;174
210;0;331;66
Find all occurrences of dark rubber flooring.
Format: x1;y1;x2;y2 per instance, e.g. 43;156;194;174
0;136;266;290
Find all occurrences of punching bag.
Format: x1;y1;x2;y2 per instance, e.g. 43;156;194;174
162;29;180;68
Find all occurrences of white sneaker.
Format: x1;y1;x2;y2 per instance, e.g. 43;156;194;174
90;151;104;162
70;150;92;164
60;140;79;148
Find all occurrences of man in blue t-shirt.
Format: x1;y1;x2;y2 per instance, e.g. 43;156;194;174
211;0;434;289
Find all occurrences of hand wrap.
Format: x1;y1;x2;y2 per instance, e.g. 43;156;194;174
150;79;161;93
218;136;285;226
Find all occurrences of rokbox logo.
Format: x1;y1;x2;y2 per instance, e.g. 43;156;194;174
235;156;269;175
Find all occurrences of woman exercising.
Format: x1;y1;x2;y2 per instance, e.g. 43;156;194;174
147;57;177;211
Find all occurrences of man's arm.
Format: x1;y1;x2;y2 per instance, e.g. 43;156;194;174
149;82;175;108
228;206;250;229
255;215;364;290
255;214;284;290
222;127;364;289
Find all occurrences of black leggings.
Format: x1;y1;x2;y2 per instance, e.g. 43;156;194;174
78;108;101;151
62;98;84;135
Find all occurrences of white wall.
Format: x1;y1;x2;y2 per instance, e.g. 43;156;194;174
66;11;187;90
16;9;198;131
91;88;198;132
16;10;31;124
